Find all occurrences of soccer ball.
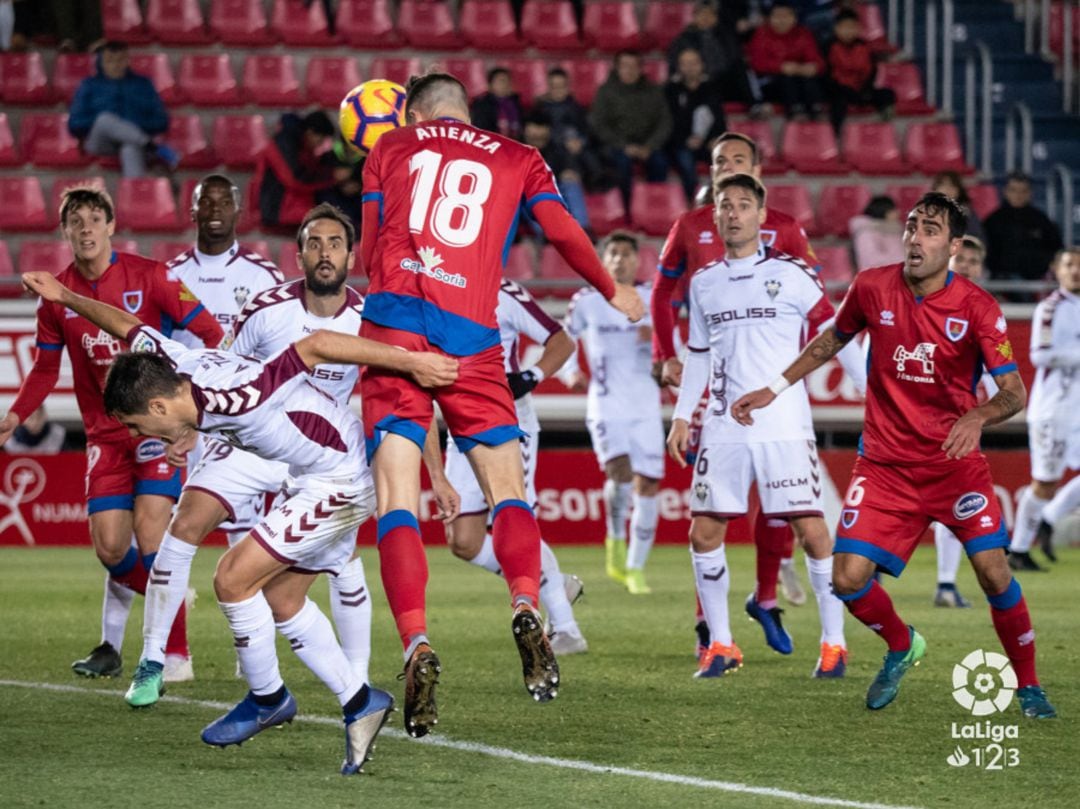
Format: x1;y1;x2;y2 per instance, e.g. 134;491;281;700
339;79;408;158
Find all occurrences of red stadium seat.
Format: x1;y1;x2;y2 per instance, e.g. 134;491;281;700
53;53;95;102
129;53;180;104
116;178;183;232
459;0;523;50
436;58;488;100
242;55;304;106
583;2;644;51
18;241;74;274
521;0;582;51
241;240;273;261
237;180;261;234
643;1;694;51
857;2;890;50
271;0;333;46
816;185;872;238
643;60;668;86
885;184;929;217
178;54;240;106
150;241;194;263
842;121;908;175
368;57;424;86
51;176;108;217
305;57;363;108
165;114;216;169
506;59;549;108
967;184;1000;221
630;182;687;236
212;115;269;170
764;184;817;237
209;0;274;45
145;0;207;44
585;189;627;236
813;244;855;285
564;59;610;108
1;52;53;105
904;122;971;174
0;241;13;278
112;238;142;256
102;0;151;42
538;243;580;280
336;0;402;48
728;119;785;174
277;243;304;279
875;62;932;115
397;0;463;48
22;114;86;168
0;177;50;231
0;113;21;166
504;243;536;282
780;121;848;174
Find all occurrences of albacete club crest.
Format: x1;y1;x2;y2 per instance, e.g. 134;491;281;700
234;286;251;309
694;481;709;502
765;279;781;300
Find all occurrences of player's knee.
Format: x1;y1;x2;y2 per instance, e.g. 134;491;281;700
972;549;1012;595
634;475;660;496
168;506;216;545
212;553;245;602
93;542;128;568
265;591;304;623
689;521;724;553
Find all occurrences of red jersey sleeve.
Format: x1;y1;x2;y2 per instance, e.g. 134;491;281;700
156;263;225;347
776;219;818;270
10;300;64;422
974;296;1019;377
652;217;690;361
833;271;868;338
360;141;384;275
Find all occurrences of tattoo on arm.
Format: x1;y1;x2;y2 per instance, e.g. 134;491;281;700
808;328;851;363
976;372;1025;426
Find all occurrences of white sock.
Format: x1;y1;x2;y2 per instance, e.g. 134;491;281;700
1044;475;1080;526
101;574;135;650
539;540;578;634
277;598;363;706
933;522;963;585
467;534;502;575
806;555;845;646
328;556;372;683
140;532;198;664
627;493;658;570
603;479;631;540
1010;488;1049;552
219;593;283;697
779;556;796;571
691;545;731;646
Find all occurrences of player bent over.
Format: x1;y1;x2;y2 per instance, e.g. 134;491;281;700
733;193;1056;718
22;269;459;772
666;174;847;679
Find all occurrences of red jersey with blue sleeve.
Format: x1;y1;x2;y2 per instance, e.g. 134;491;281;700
11;251;223;442
833;264;1017;465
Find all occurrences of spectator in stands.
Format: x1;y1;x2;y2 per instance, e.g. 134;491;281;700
2;406;66;454
531;67;602;182
254;110;336;229
666;0;760;108
317;137;364;233
68;41;177;178
590;50;673;213
952;235;987;283
823;9;895;133
849;194;905;270
931;170;986;243
984;171;1063;283
51;0;103;52
664;47;727;203
470;67;524;141
522;110;590;233
746;2;826;120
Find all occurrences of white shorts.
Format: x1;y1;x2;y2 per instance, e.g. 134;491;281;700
446;418;539;515
586;416;665;480
1029;419;1080;481
689;439;824;518
185;438;289;533
250;478;375;575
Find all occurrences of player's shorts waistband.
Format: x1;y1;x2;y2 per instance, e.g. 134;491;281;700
361;291;500;356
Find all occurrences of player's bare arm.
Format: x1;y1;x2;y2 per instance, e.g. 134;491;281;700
731;325;853;425
609;283;645;323
666;419;690;468
295;329;459;388
660;357;684;388
423;421;460;523
23;271;142;339
0;413;19;446
942;370;1026;460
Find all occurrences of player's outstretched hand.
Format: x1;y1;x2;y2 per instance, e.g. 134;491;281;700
666;419;690;468
22;271;66;303
942;411;985;460
661;357;684;388
731;388;776;426
610;283;645;323
0;412;19;447
408;352;459;388
429;475;461;523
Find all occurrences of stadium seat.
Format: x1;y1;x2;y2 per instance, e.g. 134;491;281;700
271;0;333;46
0;177;50;231
583;2;644;51
504;243;536;282
521;0;582;51
0;241;13;278
22;114;86;168
781;122;848;174
459;0;523;50
237;180;261;234
857;2;890;51
1;52;53;104
112;238;142;256
564;59;610;107
506;59;549;108
211;115;269;170
538;243;580;280
875;62;932;115
1049;3;1080;59
53;53;95;102
241;240;273;261
178;54;240;106
336;0;402;48
17;241;74;274
643;60;669;86
165;114;216;169
242;55;304;106
150;241;193;263
0;113;21;166
842;121;908;175
397;0;463;48
585;189;627;236
305;57;363;108
904;122;971;174
129;53;180;104
438;58;488;100
630;182;687;236
816;185;872;238
967;184;1000;221
368;57;424;86
885;184;928;217
764;184;817;237
278;243;304;279
116;178;183;232
145;0;207;44
642;1;694;51
814;245;855;285
102;0;151;42
50;176;109;216
209;0;274;45
728;119;785;174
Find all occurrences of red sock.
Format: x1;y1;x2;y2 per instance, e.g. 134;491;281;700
754;513;786;606
110;558;148;595
164;603;189;657
377;511;428;650
989;580;1038;688
844;580;910;652
779;527;796;558
491;500;541;609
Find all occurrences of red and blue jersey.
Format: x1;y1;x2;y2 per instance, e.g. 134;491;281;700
833;264;1018;465
360;119;564;357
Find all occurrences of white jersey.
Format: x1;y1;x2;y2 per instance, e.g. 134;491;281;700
496;279;564;429
563;283;660;423
229;279;365;405
681;245;830;443
167;242;284;348
1027;288;1080;424
129;325;372;489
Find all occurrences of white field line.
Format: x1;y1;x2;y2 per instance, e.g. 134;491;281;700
0;678;923;809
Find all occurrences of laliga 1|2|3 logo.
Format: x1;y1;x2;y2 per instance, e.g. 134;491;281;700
945;650;1020;770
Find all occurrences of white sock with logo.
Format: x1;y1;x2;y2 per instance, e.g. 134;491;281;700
627;493;658;570
101;575;135;651
328;556;371;683
277;598;363;706
219;593;283;697
692;545;732;646
141;532;198;664
603;479;631;540
806;555;845;646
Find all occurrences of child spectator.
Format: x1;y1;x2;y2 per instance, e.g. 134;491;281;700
823;9;896;133
746;2;825;120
